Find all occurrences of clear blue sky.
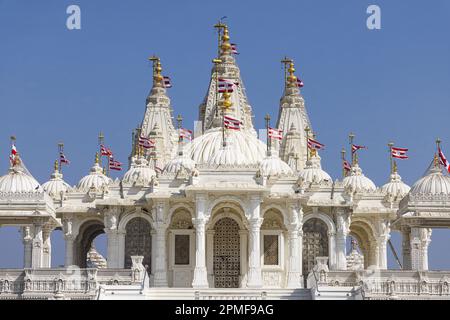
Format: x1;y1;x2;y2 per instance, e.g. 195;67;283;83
0;0;450;269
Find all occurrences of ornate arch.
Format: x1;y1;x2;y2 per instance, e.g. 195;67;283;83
303;212;336;234
118;210;153;232
207;196;247;220
207;208;247;230
168;204;194;225
74;218;105;268
261;204;289;228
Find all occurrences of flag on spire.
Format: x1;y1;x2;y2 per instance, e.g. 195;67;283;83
9;144;17;164
308;138;325;150
391;147;409;160
230;43;239;55
163;76;172;88
224;115;241;130
352;144;367;153
439;147;450;173
296;78;304;88
109;157;122;171
268;127;283;140
218;78;238;93
343;158;352;172
179;128;193;141
139;135;155;149
100;145;113;157
59;152;70;165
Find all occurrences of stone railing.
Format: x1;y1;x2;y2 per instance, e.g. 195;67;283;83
308;267;450;300
0;268;138;300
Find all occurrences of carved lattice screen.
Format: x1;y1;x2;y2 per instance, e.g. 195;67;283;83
124;217;152;270
263;235;279;265
213;217;240;288
302;218;329;276
175;235;190;265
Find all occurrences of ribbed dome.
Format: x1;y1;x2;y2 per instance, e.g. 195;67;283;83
410;167;450;195
0;165;41;193
77;162;111;192
123;156;156;186
381;171;410;198
259;151;293;176
42;169;72;198
299;155;332;184
343;163;376;193
188;128;266;166
164;152;196;174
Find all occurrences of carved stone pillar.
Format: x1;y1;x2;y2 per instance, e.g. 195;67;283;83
377;220;390;269
286;204;303;288
370;240;380;269
192;194;209;288
153;223;168;286
21;226;33;268
246;195;263;288
410;227;432;271
104;208;120;268
336;210;350;270
62;218;75;267
42;226;53;268
32;222;43;268
206;229;215;285
239;230;247;287
401;226;411;270
327;231;337;270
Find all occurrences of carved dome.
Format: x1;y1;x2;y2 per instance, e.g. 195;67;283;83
258;151;293;176
188;128;266;167
0;163;41;193
164;151;196;174
123;155;156;186
299;154;332;184
381;171;410;199
42;168;72;199
409;166;450;195
77;161;111;192
343;163;376;193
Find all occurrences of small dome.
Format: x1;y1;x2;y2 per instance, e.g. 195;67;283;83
164;152;196;174
410;166;450;195
0;164;41;193
123;156;156;186
259;151;293;176
299;154;332;184
77;160;111;192
42;168;72;199
381;171;410;199
343;163;376;193
188;128;266;166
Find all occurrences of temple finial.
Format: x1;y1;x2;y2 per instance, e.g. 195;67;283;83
287;61;298;88
149;56;163;87
434;153;440;168
95;152;99;165
54;160;59;172
220;25;232;56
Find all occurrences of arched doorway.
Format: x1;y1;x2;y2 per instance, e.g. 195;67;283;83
302;218;329;277
75;220;105;268
124;217;152;269
213;217;240;288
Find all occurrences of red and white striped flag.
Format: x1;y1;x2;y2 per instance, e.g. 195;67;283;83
109;157;123;171
9;144;17;164
391;147;409;160
296;78;304;88
308;138;325;150
179;128;193;141
268;127;283;140
230;43;239;55
60;152;70;165
139;135;155;149
100;145;113;157
343;159;352;172
352;144;367;153
224;115;241;130
218;78;238;93
163;76;172;88
439;147;450;173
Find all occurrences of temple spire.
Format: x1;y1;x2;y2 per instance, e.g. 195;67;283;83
149;56;164;88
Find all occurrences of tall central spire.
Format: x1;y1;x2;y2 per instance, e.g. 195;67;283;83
198;23;257;136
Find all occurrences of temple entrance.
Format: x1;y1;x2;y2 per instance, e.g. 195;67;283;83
124;217;152;270
302;218;329;278
213;217;240;288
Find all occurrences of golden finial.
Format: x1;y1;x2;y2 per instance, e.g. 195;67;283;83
149;56;163;86
95;152;99;164
310;148;317;157
220;25;232;55
434;153;440;168
221;91;233;109
393;160;398;173
287;61;297;87
54;160;59;172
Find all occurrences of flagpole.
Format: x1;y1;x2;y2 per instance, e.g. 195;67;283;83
349;132;355;165
341;148;346;179
213;59;222;118
58;142;64;174
305;126;310;161
265;114;271;155
436;138;442;168
388;141;394;174
98;132;104;168
10;135;16;166
281;57;292;91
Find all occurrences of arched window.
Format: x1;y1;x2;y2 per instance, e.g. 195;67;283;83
124;217;152;269
302;218;329;276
